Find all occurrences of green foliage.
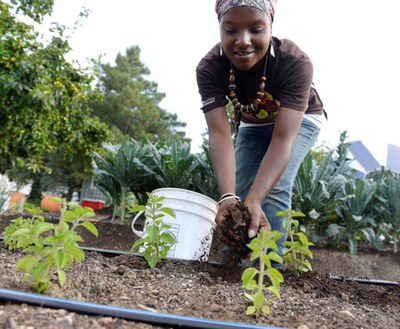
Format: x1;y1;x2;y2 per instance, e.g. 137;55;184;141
10;0;54;22
279;209;314;274
93;139;219;223
0;0;109;174
292;131;355;242
90;46;187;143
2;199;98;293
241;228;284;318
327;178;377;254
128;193;176;268
145;139;199;190
373;171;400;252
93;139;155;223
3;203;44;250
293;131;400;254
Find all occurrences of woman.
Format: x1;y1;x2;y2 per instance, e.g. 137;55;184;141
196;0;325;256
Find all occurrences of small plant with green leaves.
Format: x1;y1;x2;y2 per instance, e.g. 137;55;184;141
241;228;284;318
129;192;177;268
3;203;45;250
2;199;98;293
279;209;314;274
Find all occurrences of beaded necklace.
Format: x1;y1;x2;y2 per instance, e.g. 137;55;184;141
228;51;269;134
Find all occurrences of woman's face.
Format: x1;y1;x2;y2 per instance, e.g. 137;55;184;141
219;7;271;72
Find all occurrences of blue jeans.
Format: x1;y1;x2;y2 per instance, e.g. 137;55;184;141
235;119;320;257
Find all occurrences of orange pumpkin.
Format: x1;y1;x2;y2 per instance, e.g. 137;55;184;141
40;195;61;213
9;192;27;205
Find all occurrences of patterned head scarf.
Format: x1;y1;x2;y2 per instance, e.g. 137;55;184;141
215;0;276;22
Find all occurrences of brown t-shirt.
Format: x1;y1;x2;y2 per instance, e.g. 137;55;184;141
196;37;324;124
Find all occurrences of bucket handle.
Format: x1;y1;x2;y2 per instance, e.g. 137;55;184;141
131;210;145;238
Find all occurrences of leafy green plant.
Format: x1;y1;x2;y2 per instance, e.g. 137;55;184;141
279;209;314;274
93;139;154;223
327;178;377;254
378;173;400;252
3;199;98;293
1;1;109;173
146;139;198;189
241;228;284;318
3;203;45;250
292;131;355;243
129;192;177;268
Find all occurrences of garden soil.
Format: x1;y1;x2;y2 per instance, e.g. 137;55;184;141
0;210;399;329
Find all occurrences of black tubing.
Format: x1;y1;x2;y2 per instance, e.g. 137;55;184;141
0;288;284;329
79;245;225;266
329;275;400;286
0;238;224;265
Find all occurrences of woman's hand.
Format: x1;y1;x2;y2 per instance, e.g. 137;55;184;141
215;198;240;227
244;200;271;238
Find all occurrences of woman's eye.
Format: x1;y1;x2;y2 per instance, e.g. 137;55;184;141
251;27;264;33
223;28;236;34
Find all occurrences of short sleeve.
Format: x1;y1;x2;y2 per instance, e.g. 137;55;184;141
195;44;230;113
277;56;314;112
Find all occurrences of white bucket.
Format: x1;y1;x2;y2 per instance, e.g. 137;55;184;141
131;188;217;261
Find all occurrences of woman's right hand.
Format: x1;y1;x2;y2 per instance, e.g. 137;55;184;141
244;200;271;238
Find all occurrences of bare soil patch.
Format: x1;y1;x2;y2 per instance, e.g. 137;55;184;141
0;210;399;329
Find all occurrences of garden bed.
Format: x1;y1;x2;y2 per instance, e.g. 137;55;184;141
0;210;399;329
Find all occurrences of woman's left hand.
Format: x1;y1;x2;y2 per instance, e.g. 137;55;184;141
244;201;271;238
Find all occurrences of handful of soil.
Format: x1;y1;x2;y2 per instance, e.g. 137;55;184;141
217;202;252;262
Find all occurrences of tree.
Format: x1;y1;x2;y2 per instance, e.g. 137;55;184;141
90;46;187;143
0;0;110;175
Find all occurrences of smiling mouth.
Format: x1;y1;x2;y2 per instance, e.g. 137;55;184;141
235;51;255;56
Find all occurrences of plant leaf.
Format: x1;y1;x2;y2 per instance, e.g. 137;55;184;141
267;285;281;299
80;221;99;237
266;268;284;288
12;228;31;236
33;222;54;236
55;250;65;268
16;255;38;272
58;269;66;286
241;268;258;286
246;305;256;315
253;291;265;309
130;239;145;252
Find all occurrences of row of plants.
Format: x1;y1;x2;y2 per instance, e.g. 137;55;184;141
91;131;400;255
92;137;219;224
293;132;400;254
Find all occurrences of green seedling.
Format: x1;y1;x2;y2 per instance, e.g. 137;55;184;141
3;203;45;250
3;199;98;293
279;209;314;274
129;192;176;268
241;228;284;318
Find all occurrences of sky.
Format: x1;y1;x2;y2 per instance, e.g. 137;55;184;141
39;0;400;164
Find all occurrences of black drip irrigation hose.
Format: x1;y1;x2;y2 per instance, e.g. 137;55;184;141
0;237;224;266
329;275;400;286
0;288;285;329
